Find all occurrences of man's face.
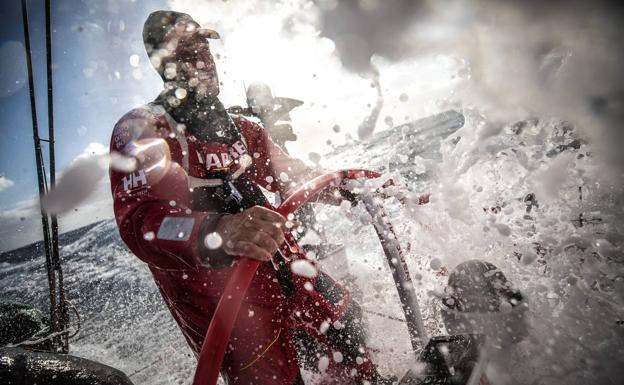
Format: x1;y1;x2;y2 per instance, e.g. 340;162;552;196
164;21;220;98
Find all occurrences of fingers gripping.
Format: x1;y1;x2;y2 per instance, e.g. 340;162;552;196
217;205;288;261
233;241;272;262
245;221;285;245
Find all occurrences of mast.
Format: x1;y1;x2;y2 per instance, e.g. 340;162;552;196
21;0;68;353
45;0;69;353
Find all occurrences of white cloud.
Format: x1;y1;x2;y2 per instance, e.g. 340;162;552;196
0;176;15;192
0;196;38;220
0;197;42;252
0;143;114;252
43;142;110;215
71;142;109;165
0;179;114;253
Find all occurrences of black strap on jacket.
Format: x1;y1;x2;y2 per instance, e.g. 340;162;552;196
153;93;297;295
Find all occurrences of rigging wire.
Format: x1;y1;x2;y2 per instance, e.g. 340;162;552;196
21;0;70;353
45;0;70;353
20;0;59;349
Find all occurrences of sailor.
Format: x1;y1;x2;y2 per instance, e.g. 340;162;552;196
244;83;301;153
109;10;389;385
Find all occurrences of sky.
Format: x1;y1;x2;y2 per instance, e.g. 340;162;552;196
0;0;622;252
0;0;167;251
0;0;164;208
0;0;458;252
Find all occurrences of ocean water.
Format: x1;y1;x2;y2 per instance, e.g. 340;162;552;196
1;110;623;384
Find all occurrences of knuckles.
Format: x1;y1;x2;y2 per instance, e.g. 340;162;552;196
220;206;287;260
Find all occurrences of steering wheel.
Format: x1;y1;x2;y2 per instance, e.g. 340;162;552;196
192;169;381;385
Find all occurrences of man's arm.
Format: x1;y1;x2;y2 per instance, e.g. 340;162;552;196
236;116;320;195
110;109;226;270
110;109;287;269
237;117;355;207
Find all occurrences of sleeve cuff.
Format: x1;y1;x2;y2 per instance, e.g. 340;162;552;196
198;214;234;269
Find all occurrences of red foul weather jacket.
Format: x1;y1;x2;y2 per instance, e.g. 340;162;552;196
109;103;352;385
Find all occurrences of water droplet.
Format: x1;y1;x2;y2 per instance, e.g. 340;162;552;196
318;356;329;372
129;54;140;67
204;232;223;249
291;260;317;278
308;152;321;164
173;87;187;100
430;258;442;270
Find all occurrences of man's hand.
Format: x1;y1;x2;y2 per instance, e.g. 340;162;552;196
216;206;287;261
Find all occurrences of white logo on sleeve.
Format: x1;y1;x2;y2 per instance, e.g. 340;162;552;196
122;169;148;191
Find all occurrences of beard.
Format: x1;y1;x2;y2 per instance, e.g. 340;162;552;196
182;64;219;99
